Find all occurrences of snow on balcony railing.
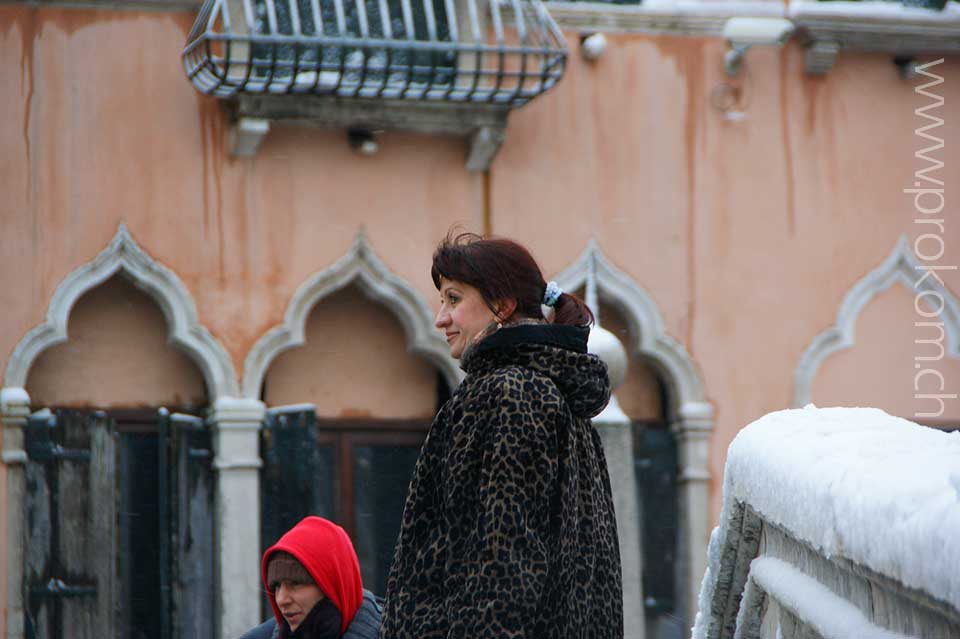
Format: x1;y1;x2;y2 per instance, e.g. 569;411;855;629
693;406;960;639
182;0;567;106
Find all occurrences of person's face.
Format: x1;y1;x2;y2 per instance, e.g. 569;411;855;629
435;279;499;359
274;580;325;631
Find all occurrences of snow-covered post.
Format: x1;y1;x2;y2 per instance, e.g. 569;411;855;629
589;326;645;639
693;407;960;639
209;396;266;639
1;387;30;639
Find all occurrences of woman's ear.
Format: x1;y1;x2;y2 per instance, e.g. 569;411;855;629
495;298;518;321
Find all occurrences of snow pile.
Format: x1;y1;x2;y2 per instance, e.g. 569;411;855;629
692;406;960;638
691;527;723;639
748;557;913;639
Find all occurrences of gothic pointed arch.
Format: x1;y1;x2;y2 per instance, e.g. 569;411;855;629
793;236;960;407
242;231;461;399
553;239;710;417
4;224;239;399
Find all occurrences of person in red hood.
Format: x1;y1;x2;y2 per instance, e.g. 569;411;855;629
239;517;382;639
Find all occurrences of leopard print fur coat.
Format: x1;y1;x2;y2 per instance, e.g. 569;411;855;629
380;323;623;639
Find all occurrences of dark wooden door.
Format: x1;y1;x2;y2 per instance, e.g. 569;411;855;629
634;424;679;618
23;409;214;639
23;410;118;639
160;410;216;639
259;406;427;608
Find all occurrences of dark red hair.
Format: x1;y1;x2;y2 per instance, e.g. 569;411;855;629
431;232;594;327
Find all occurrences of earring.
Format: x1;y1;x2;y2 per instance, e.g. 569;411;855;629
496;322;503;330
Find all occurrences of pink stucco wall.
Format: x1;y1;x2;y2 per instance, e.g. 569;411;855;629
1;5;959;625
0;6;482;375
492;34;960;516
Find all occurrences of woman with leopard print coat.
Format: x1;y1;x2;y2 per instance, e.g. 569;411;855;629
380;233;623;639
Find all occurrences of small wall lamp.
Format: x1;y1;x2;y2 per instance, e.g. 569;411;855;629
581;33;608;62
347;128;380;155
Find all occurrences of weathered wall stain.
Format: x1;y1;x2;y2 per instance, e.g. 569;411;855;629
34;7;121;35
197;91;211;247
653;37;707;356
779;47;796;236
804;70;825;133
195;94;228;279
15;9;37;208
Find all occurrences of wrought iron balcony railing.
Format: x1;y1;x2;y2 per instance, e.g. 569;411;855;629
182;0;567;106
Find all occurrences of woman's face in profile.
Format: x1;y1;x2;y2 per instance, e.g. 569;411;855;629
435;278;497;359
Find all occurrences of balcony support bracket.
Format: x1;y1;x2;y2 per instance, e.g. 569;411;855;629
233;95;510;170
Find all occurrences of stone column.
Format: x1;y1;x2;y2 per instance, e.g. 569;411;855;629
672;400;713;630
208;396;266;639
589;327;644;639
594;394;645;639
2;387;31;639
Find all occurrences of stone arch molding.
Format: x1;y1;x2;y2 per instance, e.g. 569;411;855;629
242;231;462;399
793;235;960;407
4;224;240;398
553;240;711;420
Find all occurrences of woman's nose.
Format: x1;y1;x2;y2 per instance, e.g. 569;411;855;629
435;308;449;329
275;584;291;605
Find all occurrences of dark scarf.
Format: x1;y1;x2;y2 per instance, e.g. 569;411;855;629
280;599;342;639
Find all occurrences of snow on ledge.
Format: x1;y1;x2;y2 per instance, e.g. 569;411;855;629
725;406;960;610
789;0;960;24
748;557;913;639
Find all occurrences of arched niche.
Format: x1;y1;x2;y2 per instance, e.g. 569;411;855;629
26;275;208;409
794;236;960;411
4;224;238;400
242;231;461;400
553;240;711;421
262;285;445;418
809;285;960;422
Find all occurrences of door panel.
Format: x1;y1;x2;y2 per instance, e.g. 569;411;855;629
350;439;421;595
261;407;336;546
260;410;428;600
24;409;214;639
24;410;118;639
166;411;216;639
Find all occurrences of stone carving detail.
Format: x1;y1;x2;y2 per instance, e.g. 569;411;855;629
4;224;238;399
242;230;461;399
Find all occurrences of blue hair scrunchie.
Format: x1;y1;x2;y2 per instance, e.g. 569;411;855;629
543;281;563;307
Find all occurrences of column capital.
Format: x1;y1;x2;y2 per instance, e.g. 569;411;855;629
209;397;266;427
1;387;31;425
2;387;30;467
673;401;714;435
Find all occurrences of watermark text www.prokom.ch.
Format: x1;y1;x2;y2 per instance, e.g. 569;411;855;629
906;59;956;419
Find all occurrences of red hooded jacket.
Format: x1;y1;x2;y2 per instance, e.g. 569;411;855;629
261;517;364;636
